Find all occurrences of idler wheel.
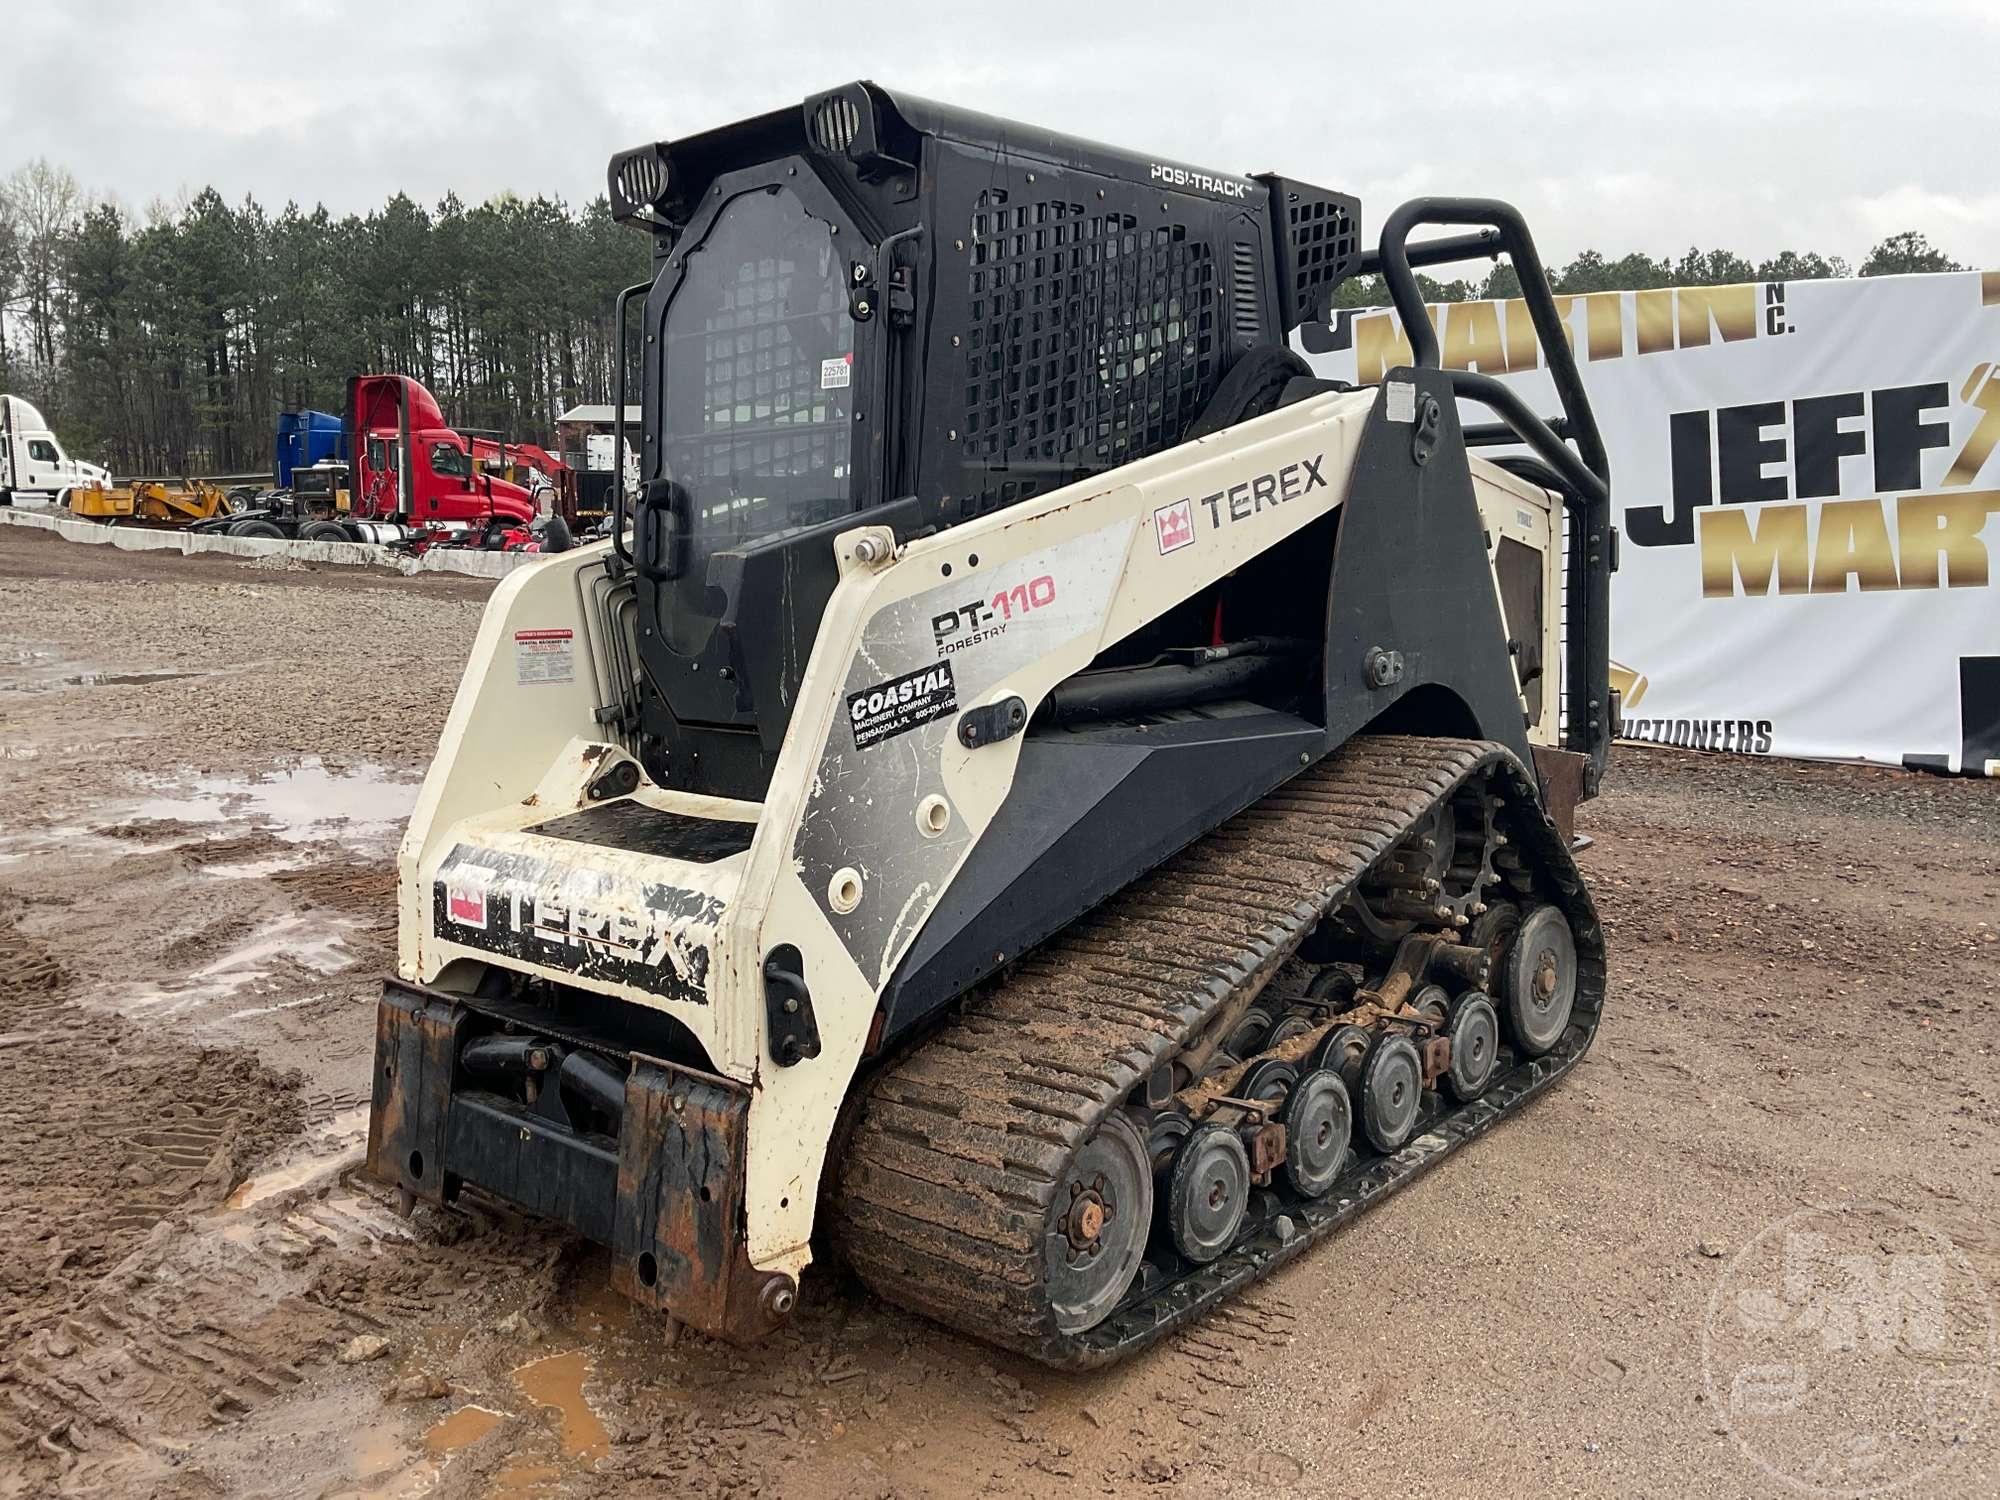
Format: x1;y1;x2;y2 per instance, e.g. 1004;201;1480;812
1163;1123;1251;1265
1046;1109;1153;1334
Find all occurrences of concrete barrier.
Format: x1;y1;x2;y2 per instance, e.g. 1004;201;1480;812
0;506;533;579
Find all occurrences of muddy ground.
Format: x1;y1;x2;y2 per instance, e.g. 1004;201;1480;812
1;525;1995;1499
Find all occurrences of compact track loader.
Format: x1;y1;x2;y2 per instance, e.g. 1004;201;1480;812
367;82;1615;1366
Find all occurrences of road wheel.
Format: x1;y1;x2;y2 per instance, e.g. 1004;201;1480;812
1443;992;1501;1101
1309;1023;1372;1091
1358;1034;1423;1153
1502;905;1577;1056
1281;1068;1352;1198
1163;1124;1250;1265
230;519;285;539
299;521;348;544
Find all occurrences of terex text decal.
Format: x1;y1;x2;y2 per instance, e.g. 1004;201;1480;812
1155;454;1328;548
433;843;720;1001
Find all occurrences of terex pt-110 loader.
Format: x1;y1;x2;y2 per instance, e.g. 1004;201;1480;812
368;82;1615;1366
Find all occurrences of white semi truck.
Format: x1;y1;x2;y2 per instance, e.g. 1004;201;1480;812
0;395;112;507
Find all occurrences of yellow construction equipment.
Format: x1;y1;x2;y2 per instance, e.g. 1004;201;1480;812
69;479;236;528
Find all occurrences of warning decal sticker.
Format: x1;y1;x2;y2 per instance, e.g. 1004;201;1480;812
848;660;957;750
515;628;575;685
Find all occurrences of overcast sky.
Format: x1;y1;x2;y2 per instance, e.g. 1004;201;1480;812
8;0;1996;268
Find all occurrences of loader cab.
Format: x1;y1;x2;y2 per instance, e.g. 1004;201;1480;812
609;83;1360;799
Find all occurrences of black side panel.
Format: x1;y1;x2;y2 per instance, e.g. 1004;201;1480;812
1961;656;2000;773
529;801;755;862
920;140;1263;525
633;491;926;799
1319;372;1538;773
876;708;1320;1041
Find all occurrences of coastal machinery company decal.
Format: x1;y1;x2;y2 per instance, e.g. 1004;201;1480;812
1298;271;2000;772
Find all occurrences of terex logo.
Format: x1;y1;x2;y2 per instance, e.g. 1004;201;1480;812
445;869;489;929
1636;366;2000;598
1148;162;1251;200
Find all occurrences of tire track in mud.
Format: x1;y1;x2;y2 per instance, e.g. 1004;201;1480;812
0;906;311;1490
1;1141;570;1496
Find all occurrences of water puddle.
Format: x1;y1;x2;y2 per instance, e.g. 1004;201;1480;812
425;1403;507;1455
0;824;146;868
223;991;328;1022
226;1103;370;1211
192;913;359;980
130;757;419;846
204;853;312;880
513;1350;610;1463
0;666;217;695
327;1403;514;1500
332;1423;417;1499
113;914;360;1024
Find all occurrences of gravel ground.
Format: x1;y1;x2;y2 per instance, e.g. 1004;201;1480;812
0;526;1994;1499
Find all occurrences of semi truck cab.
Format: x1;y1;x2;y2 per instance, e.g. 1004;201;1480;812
0;395;111;505
348;375;539;529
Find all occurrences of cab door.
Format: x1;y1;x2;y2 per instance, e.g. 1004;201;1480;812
26;438;61;492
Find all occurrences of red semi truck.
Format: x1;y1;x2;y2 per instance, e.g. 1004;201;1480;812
349;374;550;534
207;375;566;548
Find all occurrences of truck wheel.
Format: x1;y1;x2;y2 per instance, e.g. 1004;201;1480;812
230;519;285;539
299;521;348;544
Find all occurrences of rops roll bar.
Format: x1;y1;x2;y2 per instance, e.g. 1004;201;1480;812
1368;198;1614;792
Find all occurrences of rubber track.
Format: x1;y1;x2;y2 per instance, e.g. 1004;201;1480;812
831;734;1606;1368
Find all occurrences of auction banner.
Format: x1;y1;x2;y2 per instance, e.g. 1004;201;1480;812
1297;271;2000;772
